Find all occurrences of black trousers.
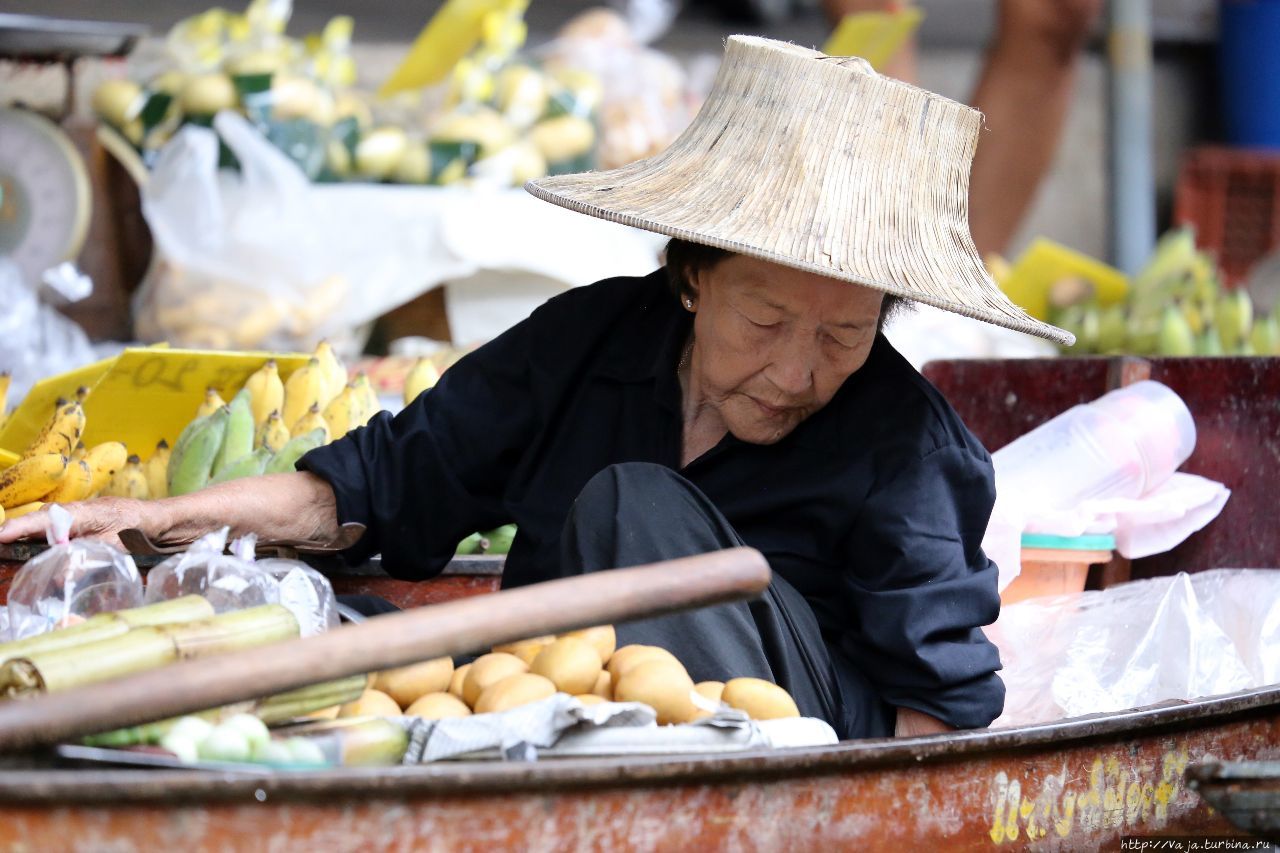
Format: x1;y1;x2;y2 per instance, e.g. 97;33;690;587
342;463;894;739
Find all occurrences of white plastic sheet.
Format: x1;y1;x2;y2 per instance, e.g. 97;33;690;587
989;569;1280;728
134;112;663;355
144;528;278;614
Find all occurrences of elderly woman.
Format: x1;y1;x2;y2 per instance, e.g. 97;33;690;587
0;37;1070;740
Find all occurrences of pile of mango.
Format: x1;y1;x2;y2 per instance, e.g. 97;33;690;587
342;625;800;726
1044;228;1279;357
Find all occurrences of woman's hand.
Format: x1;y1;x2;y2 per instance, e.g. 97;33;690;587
0;497;159;549
0;473;343;552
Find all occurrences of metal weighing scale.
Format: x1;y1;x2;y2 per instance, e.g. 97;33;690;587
0;13;147;285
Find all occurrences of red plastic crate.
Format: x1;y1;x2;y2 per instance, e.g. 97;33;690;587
1174;146;1280;287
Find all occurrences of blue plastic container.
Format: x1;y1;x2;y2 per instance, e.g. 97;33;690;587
1220;0;1280;148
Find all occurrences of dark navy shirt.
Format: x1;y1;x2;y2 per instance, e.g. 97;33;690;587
301;269;1005;728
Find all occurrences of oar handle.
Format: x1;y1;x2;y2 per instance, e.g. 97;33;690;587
0;547;771;751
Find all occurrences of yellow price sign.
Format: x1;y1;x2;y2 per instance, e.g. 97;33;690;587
823;7;924;70
1004;238;1130;321
379;0;523;97
0;348;310;461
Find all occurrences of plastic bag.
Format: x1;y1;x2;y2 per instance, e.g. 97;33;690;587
144;528;279;614
5;506;143;640
256;558;339;637
989;569;1280;727
0;259;99;409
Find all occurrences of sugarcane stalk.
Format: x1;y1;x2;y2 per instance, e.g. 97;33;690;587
0;596;216;665
1;605;299;698
115;595;216;627
160;605;298;659
4;628;179;697
253;674;368;724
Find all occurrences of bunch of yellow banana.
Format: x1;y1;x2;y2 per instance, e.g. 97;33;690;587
0;394;139;510
0;372;10;431
157;341;379;498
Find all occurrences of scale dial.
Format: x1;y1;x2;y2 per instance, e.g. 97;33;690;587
0;107;91;285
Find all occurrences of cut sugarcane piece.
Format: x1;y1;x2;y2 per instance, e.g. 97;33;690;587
253;674;370;724
0;596;216;665
0;605;299;698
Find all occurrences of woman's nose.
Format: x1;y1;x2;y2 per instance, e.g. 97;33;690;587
767;340;815;396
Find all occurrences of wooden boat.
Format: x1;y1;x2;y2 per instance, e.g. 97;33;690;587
0;355;1275;849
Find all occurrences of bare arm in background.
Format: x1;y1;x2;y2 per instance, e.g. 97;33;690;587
820;0;1103;258
0;473;343;550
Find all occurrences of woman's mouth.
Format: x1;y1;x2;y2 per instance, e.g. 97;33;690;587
750;397;789;418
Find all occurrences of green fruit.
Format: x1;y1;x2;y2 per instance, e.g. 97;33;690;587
168;407;230;496
265;429;327;475
1157;305;1196;356
1196;327;1224;356
214;389;254;475
197;726;251;763
252;739;296;765
1096;304;1129;353
455;532;483;555
285;736;328;766
480;524;517;556
1249;312;1280;356
208;446;271;486
1216;290;1254;352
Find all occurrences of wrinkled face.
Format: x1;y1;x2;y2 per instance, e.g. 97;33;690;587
688;254;884;445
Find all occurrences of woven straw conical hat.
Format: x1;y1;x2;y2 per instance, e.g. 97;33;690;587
526;35;1072;345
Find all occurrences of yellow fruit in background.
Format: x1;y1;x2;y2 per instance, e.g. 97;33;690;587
574;694;606;706
474;673;556;714
338;688;402;718
403;358;441;406
290;404;331;442
84;442;129;497
92;79;144;128
180;73;237;115
393;143;431;184
245;360;284;431
372;657;454;708
529;115;595;164
313;341;348;406
355;126;410;181
462;653;528;707
404;692;472;720
614;659;698;725
493;635;554;667
256;411;290;453
607;644;680;682
282;358;324;431
559;625;616;665
448;662;472;700
44;459;92;504
694;681;725;704
4;501;46;519
721;678;800;721
145;440;171;499
530;637;602;695
196;388;227;419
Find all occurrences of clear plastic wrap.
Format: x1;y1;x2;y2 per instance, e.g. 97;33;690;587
5;506;143;640
144;528;279;614
256;558;339;637
989;569;1280;727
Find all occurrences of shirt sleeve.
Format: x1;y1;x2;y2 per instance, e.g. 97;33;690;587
297;316;537;580
839;442;1005;729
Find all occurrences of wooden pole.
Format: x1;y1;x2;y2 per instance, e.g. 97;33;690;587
0;548;771;751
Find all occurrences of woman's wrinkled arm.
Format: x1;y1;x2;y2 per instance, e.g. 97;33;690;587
0;472;342;550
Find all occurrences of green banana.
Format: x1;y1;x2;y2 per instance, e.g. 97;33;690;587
1249;311;1280;356
214;389;254;475
1096;304;1128;354
1196;327;1224;356
455;532;483;555
264;429;327;475
1216;290;1254;353
1157;305;1195;356
209;447;272;486
168;407;230;497
479;524;517;556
